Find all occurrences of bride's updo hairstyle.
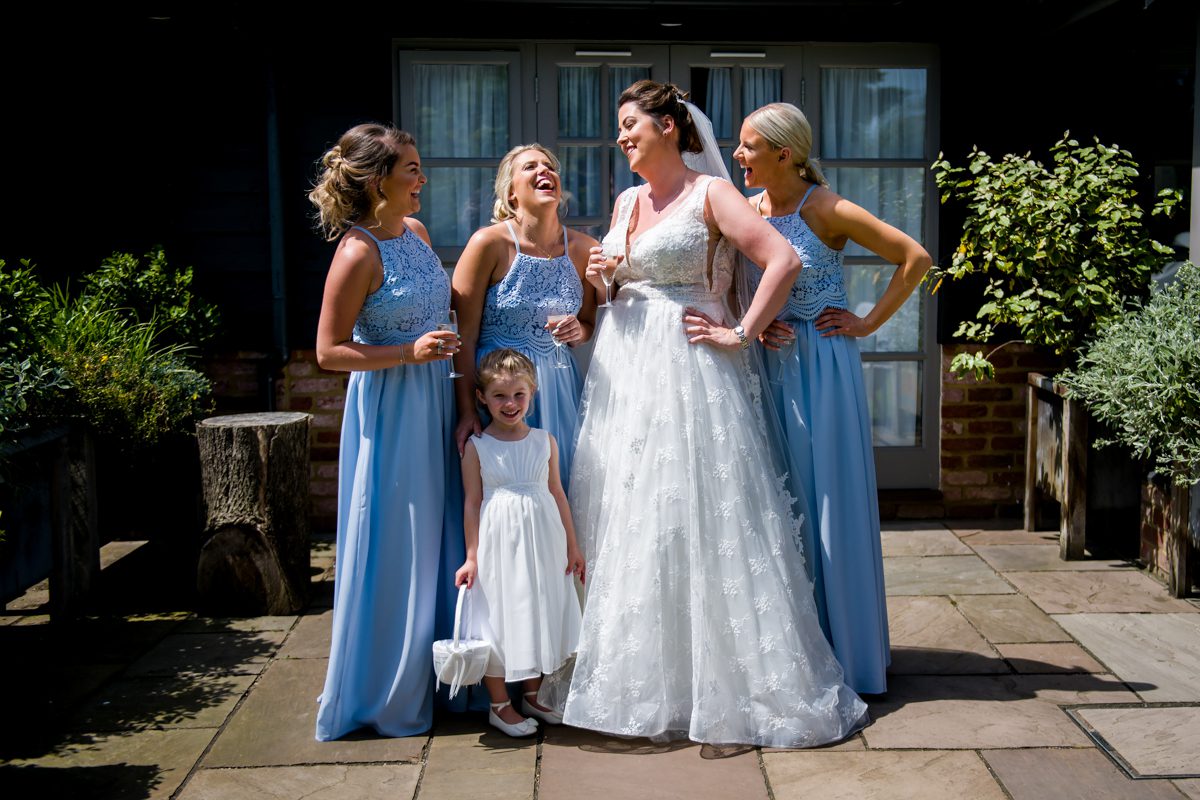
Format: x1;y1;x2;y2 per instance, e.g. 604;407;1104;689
476;348;539;394
744;103;829;188
309;123;416;241
618;80;704;155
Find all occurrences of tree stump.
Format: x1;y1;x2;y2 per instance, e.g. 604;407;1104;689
196;412;312;615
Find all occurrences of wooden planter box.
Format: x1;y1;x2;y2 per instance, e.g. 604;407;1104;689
1141;474;1198;597
1024;373;1142;560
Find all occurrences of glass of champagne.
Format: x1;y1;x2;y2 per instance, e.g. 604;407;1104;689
547;313;571;370
598;244;619;308
438;310;463;379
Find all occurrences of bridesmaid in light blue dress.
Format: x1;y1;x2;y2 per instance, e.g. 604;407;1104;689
452;144;598;491
309;124;461;740
735;103;932;695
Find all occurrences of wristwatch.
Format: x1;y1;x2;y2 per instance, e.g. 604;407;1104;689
733;324;750;350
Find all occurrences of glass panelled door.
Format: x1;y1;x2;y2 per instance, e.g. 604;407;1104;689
535;45;669;238
805;46;940;487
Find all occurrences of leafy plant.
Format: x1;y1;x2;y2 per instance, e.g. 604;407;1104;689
930;133;1180;381
0;260;67;439
1060;261;1200;486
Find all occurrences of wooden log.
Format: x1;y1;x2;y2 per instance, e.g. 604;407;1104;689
1060;394;1088;560
196;412;311;615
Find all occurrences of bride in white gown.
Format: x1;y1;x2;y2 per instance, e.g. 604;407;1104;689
560;80;868;747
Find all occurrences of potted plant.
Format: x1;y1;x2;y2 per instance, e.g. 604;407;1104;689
931;134;1180;557
1060;261;1199;595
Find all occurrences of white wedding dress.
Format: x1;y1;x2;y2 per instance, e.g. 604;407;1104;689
561;176;868;747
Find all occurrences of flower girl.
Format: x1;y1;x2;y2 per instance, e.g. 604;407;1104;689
455;348;585;737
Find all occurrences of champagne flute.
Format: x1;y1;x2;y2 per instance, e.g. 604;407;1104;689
598;244;619;308
438;310;463;379
546;313;571;370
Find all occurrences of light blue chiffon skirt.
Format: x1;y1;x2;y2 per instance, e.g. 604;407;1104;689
762;321;890;695
316;359;460;740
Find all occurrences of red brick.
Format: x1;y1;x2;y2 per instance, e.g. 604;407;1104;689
287;359;315;377
316;395;346;411
991;436;1026;451
316;431;341;444
968;420;1014;435
317;464;339;479
291;377;342;394
285;396;313;411
987;351;1015;368
942;437;987;452
939;487;964;501
313;497;338;516
311;413;341;429
943;404;988;419
944;470;989;486
311;447;341;462
993;470;1025;486
964;485;1017;501
942;387;965;404
967;454;1016;468
310;480;338;497
943;421;965;436
1016;352;1059;368
993;404;1026;418
233;379;258;393
942;455;964;469
968;387;1013;402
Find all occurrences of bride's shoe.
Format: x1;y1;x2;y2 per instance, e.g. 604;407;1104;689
488;701;538;738
521;691;563;725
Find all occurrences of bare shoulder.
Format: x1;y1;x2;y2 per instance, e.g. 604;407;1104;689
403;216;432;245
334;229;381;270
566;227;599;259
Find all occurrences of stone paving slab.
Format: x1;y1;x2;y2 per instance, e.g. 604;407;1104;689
881;521;953;532
763;732;867;753
177;616;298;634
972;545;1134;573
951;594;1071;643
881;530;974;557
276;609;333;660
983;747;1188;799
957;529;1063;545
1176;779;1200;798
1006;572;1199;614
178;764;422;800
1074;706;1200;777
883;555;1015;596
418;717;536;800
124;630;288;679
71;673;256;732
860;674;1138;749
1054;614;1200;702
762;750;1008;800
887;596;1005;674
995;642;1105;673
203;658;426;767
5;727;217;799
538;724;769;800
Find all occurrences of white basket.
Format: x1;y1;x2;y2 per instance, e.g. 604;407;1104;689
431;585;490;699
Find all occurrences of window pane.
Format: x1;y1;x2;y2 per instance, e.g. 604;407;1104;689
743;67;782;113
559;66;601;137
419;167;494;248
824;167;925;256
690;67;732;138
845;264;922;353
863;361;922;447
559;146;603;217
820;68;926;159
610;66;651;116
412;64;509;158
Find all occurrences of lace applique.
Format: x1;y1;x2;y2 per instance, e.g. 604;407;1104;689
477;249;583;358
748;207;850;321
352;231;449;345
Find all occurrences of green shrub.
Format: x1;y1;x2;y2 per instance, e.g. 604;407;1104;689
931;133;1180;381
0;260;67;438
1060;262;1200;486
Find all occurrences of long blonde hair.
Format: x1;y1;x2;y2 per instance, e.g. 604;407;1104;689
308;124;416;241
492;144;567;223
744;103;828;187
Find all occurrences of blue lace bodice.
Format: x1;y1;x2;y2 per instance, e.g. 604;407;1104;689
350;226;449;346
751;186;848;321
477;223;583;359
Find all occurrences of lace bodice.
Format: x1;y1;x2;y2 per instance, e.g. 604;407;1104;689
477;223;583;358
603;176;737;300
749;187;848;321
350;226;450;345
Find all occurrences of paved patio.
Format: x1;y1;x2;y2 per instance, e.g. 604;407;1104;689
2;520;1198;799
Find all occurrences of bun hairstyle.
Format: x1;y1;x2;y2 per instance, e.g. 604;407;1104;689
309;123;416;241
744;103;829;188
475;348;539;394
492;144;567;223
617;80;704;155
